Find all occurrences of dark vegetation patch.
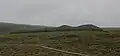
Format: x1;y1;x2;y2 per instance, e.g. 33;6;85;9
0;37;12;42
56;34;79;38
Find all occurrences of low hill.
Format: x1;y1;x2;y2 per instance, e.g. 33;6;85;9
55;25;73;31
78;24;103;31
0;22;47;34
55;24;103;31
58;25;72;28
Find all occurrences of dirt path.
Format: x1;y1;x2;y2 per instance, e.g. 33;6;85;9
1;44;90;56
39;45;89;56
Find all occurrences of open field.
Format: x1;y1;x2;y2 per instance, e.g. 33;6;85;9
0;30;120;56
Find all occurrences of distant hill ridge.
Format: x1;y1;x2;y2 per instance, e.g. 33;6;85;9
0;22;103;34
57;24;103;31
0;22;47;33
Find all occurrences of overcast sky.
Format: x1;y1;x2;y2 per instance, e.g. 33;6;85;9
0;0;120;27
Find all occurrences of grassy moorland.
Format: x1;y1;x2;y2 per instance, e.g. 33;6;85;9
0;23;119;56
0;29;120;56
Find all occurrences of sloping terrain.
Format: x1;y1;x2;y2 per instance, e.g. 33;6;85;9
0;22;47;34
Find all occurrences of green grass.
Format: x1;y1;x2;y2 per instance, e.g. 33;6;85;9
0;31;120;56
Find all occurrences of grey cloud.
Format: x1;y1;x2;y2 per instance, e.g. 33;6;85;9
0;0;120;27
